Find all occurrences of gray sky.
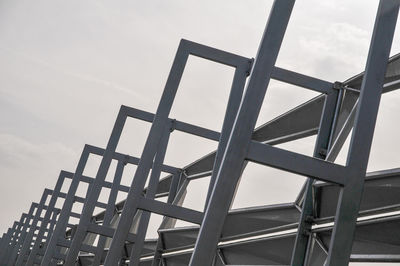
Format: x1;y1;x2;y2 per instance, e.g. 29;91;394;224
1;1;400;263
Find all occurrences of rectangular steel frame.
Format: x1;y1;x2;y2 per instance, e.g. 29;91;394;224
1;199;58;266
190;1;400;266
39;143;159;264
1;1;399;265
101;39;252;266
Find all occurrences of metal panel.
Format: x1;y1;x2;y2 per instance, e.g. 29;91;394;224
315;168;400;219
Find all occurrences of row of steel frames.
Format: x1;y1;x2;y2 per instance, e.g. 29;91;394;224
1;0;399;265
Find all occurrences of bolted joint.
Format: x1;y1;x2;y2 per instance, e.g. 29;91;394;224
334;81;361;93
304;215;314;224
301;228;311;237
301;216;314;236
333;81;344;90
246;58;255;76
123;154;130;166
170;119;177;132
182;169;188;177
319;148;327;157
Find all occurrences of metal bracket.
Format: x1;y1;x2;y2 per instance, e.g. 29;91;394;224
334;81;360;93
333;81;344;90
301;215;314;236
123;154;130;166
305;215;314;224
182;169;189;178
170;119;177;133
301;228;311;237
343;86;360;93
246;58;255;76
319;148;327;157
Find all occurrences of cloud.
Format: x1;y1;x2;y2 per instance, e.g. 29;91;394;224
0;132;77;231
0;133;76;167
0;3;399;258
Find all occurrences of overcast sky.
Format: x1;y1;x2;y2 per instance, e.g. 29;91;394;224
1;1;400;264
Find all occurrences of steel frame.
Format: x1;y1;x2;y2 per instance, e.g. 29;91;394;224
1;1;400;265
62;106;201;265
190;1;399;265
98;40;251;266
14;189;54;266
1;198;58;266
22;170;94;265
39;144;149;264
23;172;72;265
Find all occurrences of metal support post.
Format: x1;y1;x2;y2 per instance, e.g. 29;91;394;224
26;172;65;265
62;106;127;265
0;223;17;265
41;145;91;265
204;58;251;206
291;89;340;265
190;1;295;264
128;127;171;266
104;40;191;265
326;1;399;265
91;161;125;266
151;177;189;266
15;189;52;266
104;38;250;265
8;205;38;266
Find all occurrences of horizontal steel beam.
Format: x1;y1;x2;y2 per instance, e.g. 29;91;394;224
271;66;334;94
350;254;400;262
87;223;137;243
138;197;203;224
247;140;347;185
180;39;251;67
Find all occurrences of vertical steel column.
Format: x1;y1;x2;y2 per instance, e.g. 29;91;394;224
0;233;6;259
189;1;295;264
26;172;65;265
41;145;91;265
45;208;60;244
91;161;125;266
290;90;339;265
8;204;38;266
2;224;18;265
0;223;17;265
8;221;19;262
15;190;52;266
151;178;189;266
6;222;23;266
43;208;61;249
325;100;358;163
6;213;28;266
166;172;182;205
0;234;4;249
63;107;128;264
23;208;59;265
326;1;399;265
128;127;171;266
204;59;250;206
104;41;189;265
0;228;13;265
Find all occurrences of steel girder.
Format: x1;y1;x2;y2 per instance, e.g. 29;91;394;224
1;1;400;265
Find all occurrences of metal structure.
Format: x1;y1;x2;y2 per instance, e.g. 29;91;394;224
1;0;400;265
